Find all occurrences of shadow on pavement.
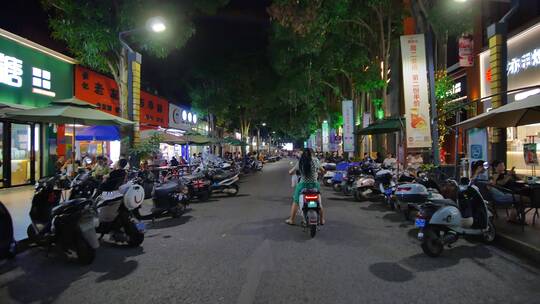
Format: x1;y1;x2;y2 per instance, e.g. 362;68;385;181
369;244;493;283
0;244;144;303
147;215;193;230
360;203;389;212
228;218;370;247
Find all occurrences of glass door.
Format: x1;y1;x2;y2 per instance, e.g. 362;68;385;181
10;123;32;186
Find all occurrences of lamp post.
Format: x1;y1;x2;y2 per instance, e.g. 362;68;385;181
118;16;166;147
256;122;266;153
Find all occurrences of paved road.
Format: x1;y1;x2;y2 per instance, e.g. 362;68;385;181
1;160;539;304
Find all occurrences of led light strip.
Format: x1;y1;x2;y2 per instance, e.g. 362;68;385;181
32;88;56;97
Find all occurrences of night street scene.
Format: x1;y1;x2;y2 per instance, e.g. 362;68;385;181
1;0;540;303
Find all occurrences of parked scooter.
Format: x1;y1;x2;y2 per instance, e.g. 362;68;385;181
0;201;17;260
94;179;145;247
375;168;397;209
352;163;380;201
341;164;363;195
415;179;496;257
395;171;443;220
182;168;213;202
27;175;99;264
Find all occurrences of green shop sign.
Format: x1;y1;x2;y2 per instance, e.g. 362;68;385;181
0;30;74;107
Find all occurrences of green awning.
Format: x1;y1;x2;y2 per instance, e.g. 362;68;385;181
223;137;248;146
356;117;404;135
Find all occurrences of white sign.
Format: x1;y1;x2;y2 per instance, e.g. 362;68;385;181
0;52;22;87
169;103;194;130
322;121;329;153
400;34;432;148
458;36;474;67
507;48;540;75
468;128;488;178
342;100;355;152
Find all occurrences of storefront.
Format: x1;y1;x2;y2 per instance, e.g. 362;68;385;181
167;103;199;160
0;29;74;187
479;21;540;175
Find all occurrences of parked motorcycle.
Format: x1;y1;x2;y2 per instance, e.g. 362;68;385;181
0;201;17;260
395;172;443;220
134;178;189;220
94;180;145;247
182;169;212;202
375;169;396;209
300;189;322;238
27;175;99;264
70;170;101;200
351;163;380;201
206;168;240;196
341;164;363;196
415;180;496;257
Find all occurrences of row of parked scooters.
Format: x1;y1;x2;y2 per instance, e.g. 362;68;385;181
0;156;263;265
321;160;496;257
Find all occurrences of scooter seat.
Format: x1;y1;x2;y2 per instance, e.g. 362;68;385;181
429;198;458;207
154;182;178;197
301;188;320;194
52;198;90;215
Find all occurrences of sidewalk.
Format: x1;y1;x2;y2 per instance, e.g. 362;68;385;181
0;185;34;241
493;211;540;264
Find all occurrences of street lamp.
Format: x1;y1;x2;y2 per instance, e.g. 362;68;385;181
147;16;166;33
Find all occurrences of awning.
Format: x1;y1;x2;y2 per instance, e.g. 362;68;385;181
76;125;120;141
222;137;248;146
0;102;35;118
454;95;540;129
356;117;405;135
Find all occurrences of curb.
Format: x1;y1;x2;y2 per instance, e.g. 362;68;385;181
494;232;540;265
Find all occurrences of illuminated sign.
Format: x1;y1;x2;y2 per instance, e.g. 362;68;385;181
169;103;196;130
480;21;540;102
0;32;73;107
0;52;22;87
507;48;540;75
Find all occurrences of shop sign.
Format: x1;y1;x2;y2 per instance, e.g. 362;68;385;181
169;103;196;130
468;128;488;176
480;21;540;99
342;100;355;152
0;32;73;107
322;121;329;153
524;143;538;165
400;34;432;148
458;36;474;67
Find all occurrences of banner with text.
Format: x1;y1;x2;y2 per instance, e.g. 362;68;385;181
322;121;329;153
342;100;355;152
400;34;432;148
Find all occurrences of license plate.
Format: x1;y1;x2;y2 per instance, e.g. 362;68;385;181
415;219;426;228
136;222;146;232
307;201;318;208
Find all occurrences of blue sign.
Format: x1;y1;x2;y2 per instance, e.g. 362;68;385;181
471;144;482;159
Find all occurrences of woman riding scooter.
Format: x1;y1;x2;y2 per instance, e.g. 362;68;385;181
286;148;325;225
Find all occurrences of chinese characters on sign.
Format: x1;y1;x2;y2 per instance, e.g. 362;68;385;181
458;36;474;67
507;48;540;75
0;52;23;87
342;100;355;152
400;34;432;148
0;51;55;96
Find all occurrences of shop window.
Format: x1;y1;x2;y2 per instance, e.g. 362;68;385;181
107;105;112;111
82;71;89;80
140;100;144;108
82;82;89;90
157;104;163;113
148;101;154;110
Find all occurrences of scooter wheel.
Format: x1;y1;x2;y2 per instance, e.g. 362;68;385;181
27;225;37;244
483;220;496;243
421;227;444;257
310;225;317;238
75;236;95;265
125;222;144;247
227;184;239;197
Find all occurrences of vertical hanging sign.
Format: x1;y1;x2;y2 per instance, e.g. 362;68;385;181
400;34;432;148
458;36;474;67
342;100;355;152
322;121;329;153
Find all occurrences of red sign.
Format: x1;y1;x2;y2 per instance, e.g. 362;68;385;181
75;66;169;129
140;91;168;130
75;66;120;116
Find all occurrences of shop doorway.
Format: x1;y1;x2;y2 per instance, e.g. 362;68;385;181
0;121;41;188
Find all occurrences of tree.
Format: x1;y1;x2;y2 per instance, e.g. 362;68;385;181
42;0;229;119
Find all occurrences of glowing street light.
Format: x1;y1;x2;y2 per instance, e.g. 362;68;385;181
147;16;166;33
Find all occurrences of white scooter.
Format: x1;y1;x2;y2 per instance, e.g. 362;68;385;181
415;180;496;257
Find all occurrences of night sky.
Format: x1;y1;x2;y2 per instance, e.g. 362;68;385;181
0;0;272;106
